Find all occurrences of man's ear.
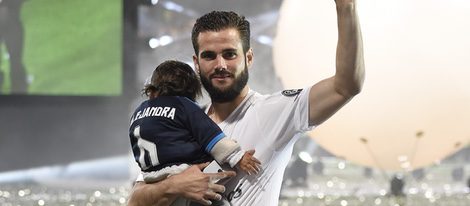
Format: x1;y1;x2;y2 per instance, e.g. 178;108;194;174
246;48;254;68
192;55;200;73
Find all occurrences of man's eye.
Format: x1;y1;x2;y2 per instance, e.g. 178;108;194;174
223;52;237;59
201;53;216;60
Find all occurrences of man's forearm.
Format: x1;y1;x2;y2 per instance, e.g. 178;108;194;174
128;181;177;206
335;0;365;97
127;164;235;206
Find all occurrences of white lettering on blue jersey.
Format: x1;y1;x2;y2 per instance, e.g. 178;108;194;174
130;106;176;125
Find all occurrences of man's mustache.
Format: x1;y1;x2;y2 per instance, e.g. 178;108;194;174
210;69;233;78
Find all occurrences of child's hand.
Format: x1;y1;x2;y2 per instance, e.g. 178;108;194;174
237;150;261;175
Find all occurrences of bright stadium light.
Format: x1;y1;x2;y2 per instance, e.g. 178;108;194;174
159;35;173;46
256;35;273;46
148;38;160;49
298;151;313;163
162;1;184;13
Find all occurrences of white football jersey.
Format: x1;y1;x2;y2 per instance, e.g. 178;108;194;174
208;87;314;206
135;87;314;206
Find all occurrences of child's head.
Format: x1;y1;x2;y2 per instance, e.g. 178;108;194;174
144;60;202;101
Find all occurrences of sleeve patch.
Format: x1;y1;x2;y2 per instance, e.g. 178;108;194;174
282;89;303;97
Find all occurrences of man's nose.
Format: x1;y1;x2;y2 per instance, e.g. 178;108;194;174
215;55;227;70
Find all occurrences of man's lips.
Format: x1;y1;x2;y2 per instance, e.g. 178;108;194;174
210;73;232;80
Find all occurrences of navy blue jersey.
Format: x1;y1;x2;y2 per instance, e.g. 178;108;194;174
129;96;225;172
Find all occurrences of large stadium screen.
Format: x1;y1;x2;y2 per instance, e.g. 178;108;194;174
0;0;122;96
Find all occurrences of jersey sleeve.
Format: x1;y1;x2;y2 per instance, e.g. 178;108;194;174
178;97;226;153
253;87;314;149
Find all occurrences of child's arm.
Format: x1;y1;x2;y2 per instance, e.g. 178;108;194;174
210;138;261;175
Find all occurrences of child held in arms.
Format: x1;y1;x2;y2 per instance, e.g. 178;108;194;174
129;60;261;184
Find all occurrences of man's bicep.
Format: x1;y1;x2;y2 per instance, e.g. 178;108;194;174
308;76;351;126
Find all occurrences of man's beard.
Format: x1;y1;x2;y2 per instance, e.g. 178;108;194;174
200;65;249;103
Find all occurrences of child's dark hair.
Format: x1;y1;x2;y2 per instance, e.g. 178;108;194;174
143;60;201;101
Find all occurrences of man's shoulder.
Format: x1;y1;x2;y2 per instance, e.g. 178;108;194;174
250;88;305;103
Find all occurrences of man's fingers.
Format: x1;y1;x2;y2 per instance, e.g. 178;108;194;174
222;170;237;178
193;198;212;206
190;183;224;205
187;193;212;206
246;149;256;155
207;170;236;180
195;162;211;170
206;170;235;187
208;182;226;193
205;189;222;200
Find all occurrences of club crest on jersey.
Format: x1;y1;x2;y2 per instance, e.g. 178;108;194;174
282;89;302;97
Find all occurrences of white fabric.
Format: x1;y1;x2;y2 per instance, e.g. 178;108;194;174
206;88;314;206
135;173;143;182
227;149;244;168
142;164;191;183
210;138;242;166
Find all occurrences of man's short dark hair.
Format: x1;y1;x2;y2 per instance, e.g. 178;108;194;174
143;60;201;101
191;11;251;55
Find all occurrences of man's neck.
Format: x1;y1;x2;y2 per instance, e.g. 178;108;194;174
208;87;249;124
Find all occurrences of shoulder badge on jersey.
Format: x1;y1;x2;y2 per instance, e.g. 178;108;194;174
282;89;303;97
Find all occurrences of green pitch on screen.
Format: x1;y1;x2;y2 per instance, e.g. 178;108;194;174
0;0;122;96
